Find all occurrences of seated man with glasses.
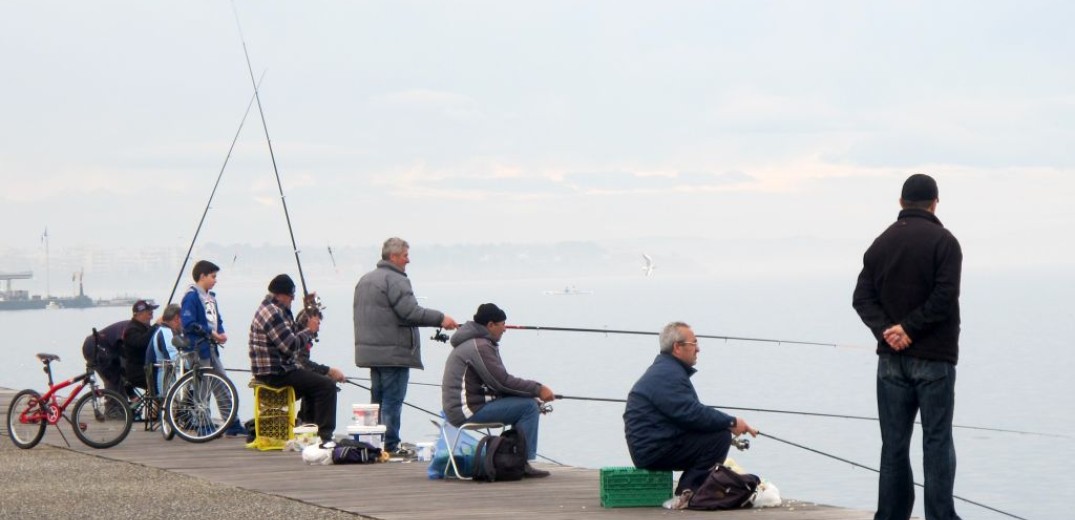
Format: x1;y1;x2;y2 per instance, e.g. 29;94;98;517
624;321;758;495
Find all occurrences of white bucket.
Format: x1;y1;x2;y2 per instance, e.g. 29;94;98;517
352;404;380;426
415;441;435;462
346;424;387;450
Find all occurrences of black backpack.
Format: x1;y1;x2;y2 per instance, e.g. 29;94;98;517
686;465;761;510
471;428;527;482
331;438;382;464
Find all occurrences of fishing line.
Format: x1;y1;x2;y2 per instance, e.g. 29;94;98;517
552;394;1070;439
230;2;312;304
232;368;1067;438
165;74;264;307
506;324;861;350
758;431;1029;520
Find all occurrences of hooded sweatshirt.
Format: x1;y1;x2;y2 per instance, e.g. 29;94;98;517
440;321;542;426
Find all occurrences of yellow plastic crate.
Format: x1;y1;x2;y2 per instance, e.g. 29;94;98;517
248;384;295;451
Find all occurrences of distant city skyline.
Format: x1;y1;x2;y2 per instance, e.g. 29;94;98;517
3;2;1073;275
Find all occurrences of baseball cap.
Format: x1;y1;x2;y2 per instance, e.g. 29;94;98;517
132;300;159;314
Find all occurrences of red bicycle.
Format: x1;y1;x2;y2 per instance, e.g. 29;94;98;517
6;353;133;449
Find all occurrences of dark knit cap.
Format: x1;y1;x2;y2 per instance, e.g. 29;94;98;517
473;303;507;325
268;274;296;295
901;173;939;202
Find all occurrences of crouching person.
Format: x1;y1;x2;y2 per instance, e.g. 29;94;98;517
624;321;758;495
249;274;340;444
441;303;555;478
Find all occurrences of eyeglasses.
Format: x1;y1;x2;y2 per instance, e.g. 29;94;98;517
678;340;698;346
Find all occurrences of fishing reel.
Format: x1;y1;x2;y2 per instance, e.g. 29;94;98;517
431;328;450;343
297;292;326;343
731;436;750;451
539;402;554;415
302;292;326;318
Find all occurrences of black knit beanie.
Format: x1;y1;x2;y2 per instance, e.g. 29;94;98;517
473;303;507;325
268;274;296;295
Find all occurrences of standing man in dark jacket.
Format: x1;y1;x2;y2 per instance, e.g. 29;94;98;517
853;173;963;520
624;321;757;495
441;303;555;477
353;237;458;455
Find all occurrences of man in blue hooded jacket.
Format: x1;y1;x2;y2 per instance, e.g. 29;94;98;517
624;321;757;495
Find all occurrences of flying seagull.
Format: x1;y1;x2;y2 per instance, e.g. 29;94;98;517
641;253;656;277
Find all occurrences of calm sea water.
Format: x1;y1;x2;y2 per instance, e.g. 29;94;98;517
2;270;1070;519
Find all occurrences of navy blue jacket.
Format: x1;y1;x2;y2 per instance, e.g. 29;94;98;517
624;353;736;468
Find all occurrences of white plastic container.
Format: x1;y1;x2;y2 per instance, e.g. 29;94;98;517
351;404;381;426
415;441;435;462
346;424;387;450
293;424;319;447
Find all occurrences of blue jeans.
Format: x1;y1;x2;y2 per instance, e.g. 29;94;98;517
875;354;961;520
202;347;244;433
371;367;409;451
465;397;541;460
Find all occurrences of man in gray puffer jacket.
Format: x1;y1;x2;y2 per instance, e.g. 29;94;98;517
354;237;458;454
441;303;555;478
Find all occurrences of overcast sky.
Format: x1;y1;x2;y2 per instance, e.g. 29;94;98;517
2;1;1073;272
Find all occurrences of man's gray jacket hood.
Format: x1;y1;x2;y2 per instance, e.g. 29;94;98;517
441;321;542;426
353;260;445;369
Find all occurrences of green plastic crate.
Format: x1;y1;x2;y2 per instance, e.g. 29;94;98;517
599;467;672;508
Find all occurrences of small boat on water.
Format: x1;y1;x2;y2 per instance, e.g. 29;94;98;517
542;285;594;296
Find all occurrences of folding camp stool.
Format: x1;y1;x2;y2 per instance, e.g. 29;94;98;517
442;421;505;479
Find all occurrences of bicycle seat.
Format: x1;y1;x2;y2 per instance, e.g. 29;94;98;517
36;353;61;363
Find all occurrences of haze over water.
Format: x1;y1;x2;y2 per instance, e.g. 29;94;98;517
3;267;1070;520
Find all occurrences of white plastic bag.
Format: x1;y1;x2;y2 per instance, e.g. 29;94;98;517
301;444;333;465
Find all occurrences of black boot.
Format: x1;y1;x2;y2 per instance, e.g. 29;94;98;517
523;463;550;478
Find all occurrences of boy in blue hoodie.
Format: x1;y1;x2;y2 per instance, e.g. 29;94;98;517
181;259;245;436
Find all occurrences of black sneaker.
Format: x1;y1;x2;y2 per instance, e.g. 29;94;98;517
522;463;550;478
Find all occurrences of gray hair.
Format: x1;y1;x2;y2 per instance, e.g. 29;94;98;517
381;237;410;260
162;303;181;322
659;321;691;353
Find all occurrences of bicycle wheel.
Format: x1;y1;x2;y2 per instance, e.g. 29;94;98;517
165;369;238;443
6;389;46;449
160;410;175;440
158;364;177;441
71;388;133;448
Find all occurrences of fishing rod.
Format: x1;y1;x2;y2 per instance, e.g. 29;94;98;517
506;324;857;349
758;431;1029;520
165;74;264;307
553;394;1071;439
230;2;315;312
